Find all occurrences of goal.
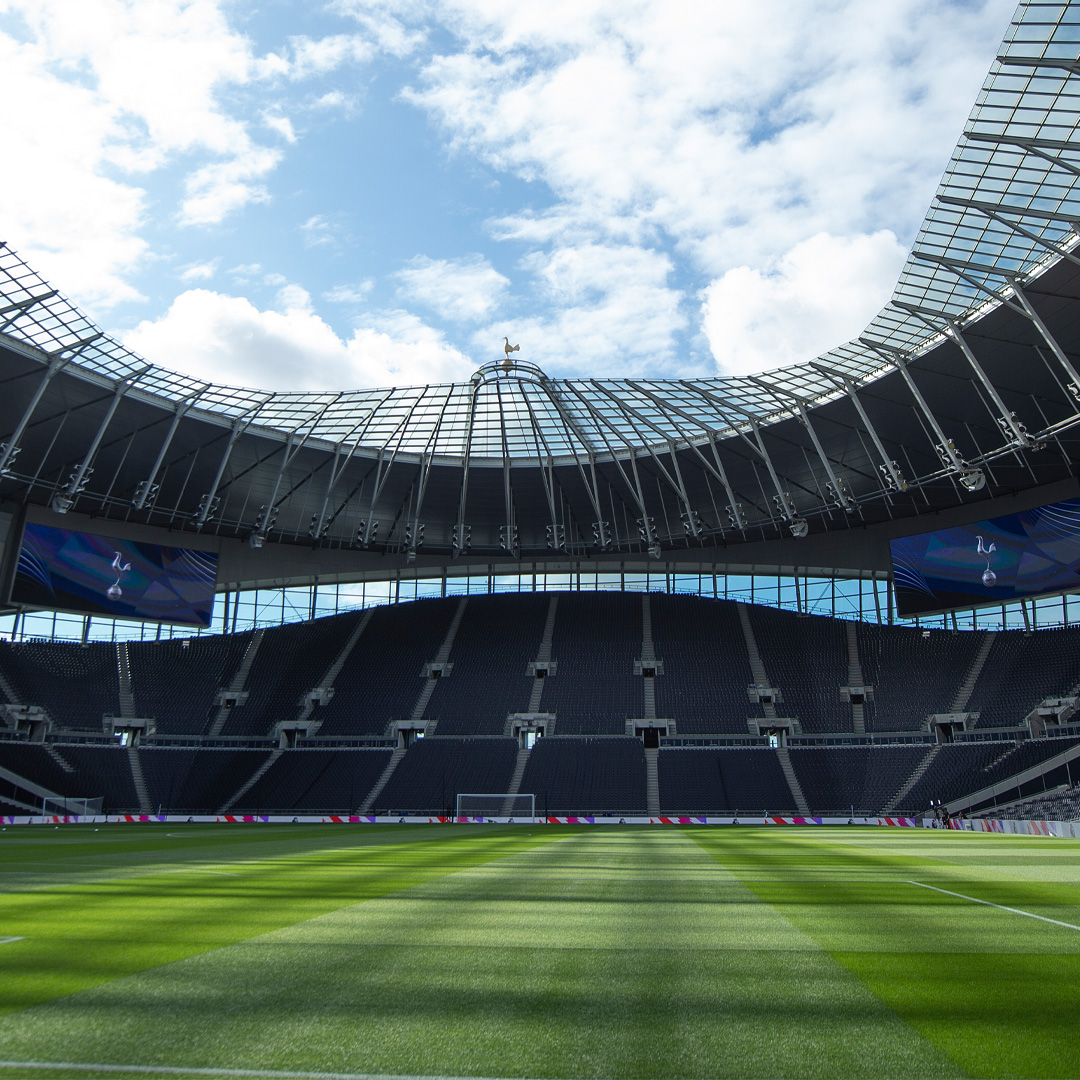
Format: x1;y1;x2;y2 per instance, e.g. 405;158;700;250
456;793;535;819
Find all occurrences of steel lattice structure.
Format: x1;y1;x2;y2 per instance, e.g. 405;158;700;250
1;1;1080;587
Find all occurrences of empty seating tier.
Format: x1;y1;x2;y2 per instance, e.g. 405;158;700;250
235;748;393;812
376;737;519;815
519;737;647;816
139;748;272;813
657;748;792;815
3;591;1080;817
541;593;642;734
427;594;547;734
129;633;252;735
787;746;928;814
315;600;459;736
651;594;759;734
967;629;1080;728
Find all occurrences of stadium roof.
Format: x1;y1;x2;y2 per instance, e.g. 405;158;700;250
1;1;1080;572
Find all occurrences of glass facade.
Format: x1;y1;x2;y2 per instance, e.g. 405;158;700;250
4;570;1076;644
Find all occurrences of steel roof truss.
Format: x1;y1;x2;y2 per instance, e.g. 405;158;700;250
0;353;71;477
357;391;430;548
995;55;1080;77
860;336;986;491
248;398;339;540
1008;280;1080;405
194;401;269;530
748;377;856;512
591;386;702;536
0;291;58;332
963;131;1080;180
519;389;564;551
452;381;481;558
935;194;1080;226
52;364;151;514
562;384;659;553
310;420;371;542
133;386;207;510
907;254;1080;413
405;386;454;561
494;381;519;558
685;385;799;525
538;382;611;547
625;383;748;531
894;301;1035;451
809;363;909;492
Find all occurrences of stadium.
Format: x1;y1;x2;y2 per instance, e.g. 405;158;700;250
1;2;1080;1078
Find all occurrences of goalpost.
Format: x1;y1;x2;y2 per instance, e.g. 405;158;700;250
456;793;536;819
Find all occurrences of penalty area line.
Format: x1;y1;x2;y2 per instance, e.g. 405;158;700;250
909;880;1080;931
0;1062;525;1080
0;937;23;945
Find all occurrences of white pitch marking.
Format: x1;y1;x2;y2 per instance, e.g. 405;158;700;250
0;936;23;945
0;1061;522;1080
909;880;1080;931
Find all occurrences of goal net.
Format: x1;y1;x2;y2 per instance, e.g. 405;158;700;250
455;793;535;818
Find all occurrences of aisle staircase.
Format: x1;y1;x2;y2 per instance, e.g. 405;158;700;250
410;598;469;729
220;748;282;812
775;746;810;815
845;623;866;734
527;595;559;711
641;596;657;721
951;632;997;712
116;643;136;719
127;745;152;812
883;745;939;814
644;747;660;815
298;610;373;736
206;629;265;737
360;746;407;814
737;603;778;729
501;746;532;816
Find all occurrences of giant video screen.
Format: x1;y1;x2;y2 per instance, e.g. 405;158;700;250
891;498;1080;617
11;523;217;626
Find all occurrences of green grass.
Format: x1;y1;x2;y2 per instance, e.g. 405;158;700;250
0;824;1077;1078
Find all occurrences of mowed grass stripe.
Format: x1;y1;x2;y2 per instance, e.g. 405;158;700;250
0;825;570;1016
909;879;1080;931
688;826;1080;1078
0;1059;515;1079
0;829;958;1080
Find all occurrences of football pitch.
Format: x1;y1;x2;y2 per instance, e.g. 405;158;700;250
0;825;1078;1079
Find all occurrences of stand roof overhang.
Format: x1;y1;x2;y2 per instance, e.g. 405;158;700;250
1;1;1080;575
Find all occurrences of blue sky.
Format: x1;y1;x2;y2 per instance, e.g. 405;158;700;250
0;0;1016;391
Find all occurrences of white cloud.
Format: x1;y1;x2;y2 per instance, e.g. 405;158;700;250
0;0;285;305
179;145;283;226
227;263;263;280
0;2;410;313
477;243;685;376
325;281;375;303
263;112;297;143
121;287;475;391
701;230;908;375
396;254;509;321
178;260;219;283
300;215;337;248
405;0;1014;273
312;90;349;110
284;33;375;79
396;0;1015;372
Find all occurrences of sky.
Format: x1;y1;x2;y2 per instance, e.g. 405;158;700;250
0;0;1018;392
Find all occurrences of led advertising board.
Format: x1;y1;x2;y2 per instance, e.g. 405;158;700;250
890;498;1080;617
11;522;217;626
